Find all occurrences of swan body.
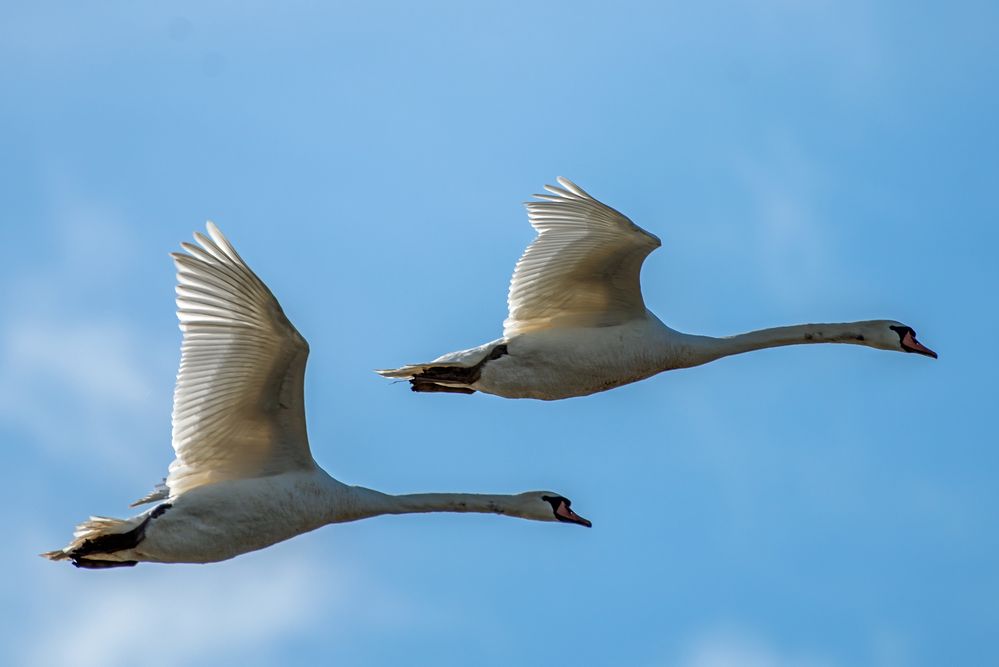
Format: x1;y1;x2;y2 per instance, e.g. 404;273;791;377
378;178;937;400
44;224;590;569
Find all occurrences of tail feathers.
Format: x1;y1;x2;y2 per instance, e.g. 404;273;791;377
375;363;433;380
377;363;482;392
375;360;484;380
376;342;509;386
375;339;509;381
375;362;481;386
42;514;150;568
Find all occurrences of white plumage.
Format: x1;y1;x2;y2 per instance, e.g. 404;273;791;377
505;178;661;336
169;225;313;496
378;177;937;400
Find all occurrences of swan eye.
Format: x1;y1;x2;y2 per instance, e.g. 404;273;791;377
540;494;565;511
889;325;912;342
541;494;571;516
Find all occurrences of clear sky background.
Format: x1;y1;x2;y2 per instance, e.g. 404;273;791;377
2;2;996;666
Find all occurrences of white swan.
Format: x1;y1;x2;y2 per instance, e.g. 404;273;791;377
377;177;937;400
43;224;590;569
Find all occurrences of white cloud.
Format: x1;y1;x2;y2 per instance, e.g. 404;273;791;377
0;317;163;477
4;319;153;410
37;568;313;666
0;196;171;476
673;629;840;667
21;550;328;667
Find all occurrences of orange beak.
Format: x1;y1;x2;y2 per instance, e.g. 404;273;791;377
556;501;592;528
902;330;938;359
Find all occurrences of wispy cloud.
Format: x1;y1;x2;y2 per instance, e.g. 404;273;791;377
673;628;841;667
4;319;153;410
29;560;319;667
0;195;169;475
0;318;158;471
11;537;445;667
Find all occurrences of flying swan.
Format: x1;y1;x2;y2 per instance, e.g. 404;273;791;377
377;177;936;400
44;224;590;569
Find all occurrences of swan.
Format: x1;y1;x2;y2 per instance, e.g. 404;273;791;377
43;224;590;569
377;177;936;400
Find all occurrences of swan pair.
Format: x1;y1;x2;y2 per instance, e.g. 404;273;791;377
44;178;934;568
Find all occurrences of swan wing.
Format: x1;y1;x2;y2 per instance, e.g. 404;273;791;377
166;222;313;496
503;177;661;337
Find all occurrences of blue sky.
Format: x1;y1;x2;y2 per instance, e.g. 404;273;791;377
2;2;996;665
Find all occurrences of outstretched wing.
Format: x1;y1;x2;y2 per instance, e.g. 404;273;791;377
164;222;314;497
503;177;661;337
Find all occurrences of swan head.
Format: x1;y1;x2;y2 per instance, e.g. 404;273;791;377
518;492;592;527
865;321;937;358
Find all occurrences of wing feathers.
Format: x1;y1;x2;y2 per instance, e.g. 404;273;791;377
504;178;660;336
164;223;313;497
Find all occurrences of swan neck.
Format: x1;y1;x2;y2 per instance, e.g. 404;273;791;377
687;322;873;364
335;487;518;522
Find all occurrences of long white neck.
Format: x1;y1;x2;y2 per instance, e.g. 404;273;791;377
329;485;527;524
674;321;877;368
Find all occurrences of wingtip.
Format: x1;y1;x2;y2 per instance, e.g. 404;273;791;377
206;221;227;244
554;176;588;198
541;177;587;200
